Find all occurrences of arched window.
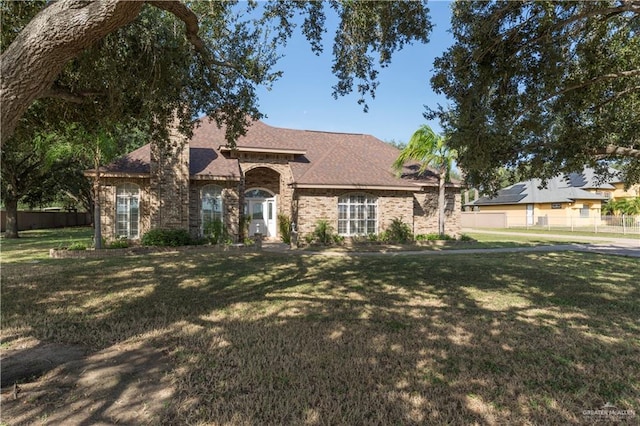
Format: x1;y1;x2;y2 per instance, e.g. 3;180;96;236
201;185;224;235
338;193;377;236
116;184;140;239
245;188;274;199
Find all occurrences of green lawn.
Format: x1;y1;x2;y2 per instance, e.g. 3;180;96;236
478;227;640;239
1;229;639;424
0;227;93;263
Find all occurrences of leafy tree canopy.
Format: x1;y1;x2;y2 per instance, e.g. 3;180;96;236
1;0;432;146
430;0;640;193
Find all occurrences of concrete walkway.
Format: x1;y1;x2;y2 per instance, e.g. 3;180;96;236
262;230;640;258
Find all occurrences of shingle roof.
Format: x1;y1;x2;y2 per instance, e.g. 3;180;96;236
103;144;151;175
473;171;608;206
101;118;444;189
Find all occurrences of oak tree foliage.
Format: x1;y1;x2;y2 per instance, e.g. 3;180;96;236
429;0;640;192
1;0;431;237
1;0;432;146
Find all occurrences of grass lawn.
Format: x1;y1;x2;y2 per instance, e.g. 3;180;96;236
1;229;639;424
477;227;640;240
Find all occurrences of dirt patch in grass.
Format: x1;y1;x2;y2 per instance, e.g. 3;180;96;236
1;337;173;425
1;336;86;388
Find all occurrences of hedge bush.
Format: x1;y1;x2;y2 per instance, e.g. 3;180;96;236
141;229;192;247
415;233;455;241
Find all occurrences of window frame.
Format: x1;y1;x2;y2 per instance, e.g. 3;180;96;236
115;183;140;239
579;204;590;218
201;185;224;236
337;193;378;236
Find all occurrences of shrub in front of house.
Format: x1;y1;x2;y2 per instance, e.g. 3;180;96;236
67;241;88;251
107;238;129;249
141;229;192;247
313;219;335;245
305;219;342;246
415;233;456;241
203;219;228;244
278;214;292;244
380;217;413;243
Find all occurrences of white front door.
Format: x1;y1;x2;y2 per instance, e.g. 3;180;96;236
526;204;534;226
246;198;276;238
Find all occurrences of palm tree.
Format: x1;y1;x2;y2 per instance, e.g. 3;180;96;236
393;125;456;236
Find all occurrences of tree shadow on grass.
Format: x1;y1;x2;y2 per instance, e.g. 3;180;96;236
1;250;639;424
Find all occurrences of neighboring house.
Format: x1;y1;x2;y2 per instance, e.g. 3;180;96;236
561;167;640;201
469;169;611;227
90;118;461;242
611;182;640;200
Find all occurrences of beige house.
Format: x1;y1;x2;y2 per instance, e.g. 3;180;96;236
93;118;461;242
469;170;610;227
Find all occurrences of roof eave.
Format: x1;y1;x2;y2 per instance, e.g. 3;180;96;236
191;174;241;182
84;170;149;179
219;146;307;156
291;183;423;191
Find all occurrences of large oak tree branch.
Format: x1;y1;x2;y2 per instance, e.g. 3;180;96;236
0;0;247;147
43;84;103;104
147;0;242;71
556;69;640;98
0;0;144;146
595;144;640;159
147;1;207;57
475;2;640;66
512;69;640;127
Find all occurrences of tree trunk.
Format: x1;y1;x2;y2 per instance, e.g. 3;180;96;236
438;170;446;236
93;162;103;249
4;197;19;238
0;0;144;145
94;197;102;249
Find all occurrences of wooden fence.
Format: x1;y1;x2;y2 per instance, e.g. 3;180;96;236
1;210;92;232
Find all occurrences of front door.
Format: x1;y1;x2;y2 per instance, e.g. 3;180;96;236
245;190;276;238
526;204;534;226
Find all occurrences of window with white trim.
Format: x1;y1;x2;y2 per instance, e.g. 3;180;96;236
338;193;377;235
580;204;590;218
116;183;140;239
201;185;224;235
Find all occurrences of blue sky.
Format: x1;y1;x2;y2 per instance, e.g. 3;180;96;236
254;1;454;143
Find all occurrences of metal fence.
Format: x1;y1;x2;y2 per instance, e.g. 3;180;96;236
462;212;640;235
510;215;640;235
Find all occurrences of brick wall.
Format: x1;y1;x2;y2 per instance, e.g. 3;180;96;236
294;189;338;236
295;187;461;239
149;127;190;231
413;187;462;236
377;191;414;231
295;189;414;238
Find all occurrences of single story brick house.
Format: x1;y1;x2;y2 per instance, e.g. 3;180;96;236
92;118;461;242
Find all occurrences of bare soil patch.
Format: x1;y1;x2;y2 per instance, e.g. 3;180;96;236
1;338;173;425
